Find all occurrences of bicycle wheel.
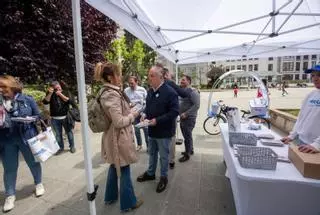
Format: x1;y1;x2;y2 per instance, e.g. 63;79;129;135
203;115;227;135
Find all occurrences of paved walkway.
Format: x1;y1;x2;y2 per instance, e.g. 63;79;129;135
0;87;311;215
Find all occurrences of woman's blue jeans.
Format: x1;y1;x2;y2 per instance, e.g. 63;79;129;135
104;164;137;211
1;135;42;196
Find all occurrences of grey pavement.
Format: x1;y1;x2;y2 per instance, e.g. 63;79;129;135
0;87;311;215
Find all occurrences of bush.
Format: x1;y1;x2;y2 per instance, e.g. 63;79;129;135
23;88;46;104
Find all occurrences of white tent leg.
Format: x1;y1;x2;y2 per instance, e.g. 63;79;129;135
175;64;179;84
71;0;97;215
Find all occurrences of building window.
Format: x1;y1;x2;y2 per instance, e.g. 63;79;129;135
249;64;253;71
283;56;295;61
268;64;273;71
302;74;307;80
237;59;241;61
303;55;309;60
226;66;230;71
268;76;272;82
226;60;230;62
231;65;235;70
254;58;259;60
283;62;294;71
283;74;293;80
312;61;316;67
242;58;247;61
231;59;235;62
296;56;301;61
295;62;300;71
268;57;273;61
295;74;300;80
249;58;253;61
254;64;258;71
311;55;317;60
237;65;241;70
303;61;308;70
242;65;247;71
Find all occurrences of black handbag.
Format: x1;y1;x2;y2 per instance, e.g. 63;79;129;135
68;99;81;122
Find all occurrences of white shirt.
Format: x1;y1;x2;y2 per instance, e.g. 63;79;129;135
124;85;147;106
288;89;320;150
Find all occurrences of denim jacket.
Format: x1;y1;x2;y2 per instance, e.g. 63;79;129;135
0;93;40;144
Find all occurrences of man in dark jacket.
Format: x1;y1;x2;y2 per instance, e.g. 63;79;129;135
137;65;179;193
43;81;75;154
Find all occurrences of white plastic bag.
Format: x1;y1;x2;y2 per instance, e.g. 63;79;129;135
27;127;60;162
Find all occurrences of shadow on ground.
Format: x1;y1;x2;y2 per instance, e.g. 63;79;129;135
43;145;236;215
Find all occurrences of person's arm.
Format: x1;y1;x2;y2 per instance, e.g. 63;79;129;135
165;80;190;98
282;95;308;143
154;92;179;125
101;90;138;129
184;90;200;117
56;91;69;102
43;88;54;104
310;136;320;151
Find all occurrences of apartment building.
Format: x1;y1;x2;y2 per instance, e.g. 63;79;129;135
157;54;320;86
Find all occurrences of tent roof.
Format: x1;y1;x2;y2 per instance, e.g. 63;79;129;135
86;0;320;64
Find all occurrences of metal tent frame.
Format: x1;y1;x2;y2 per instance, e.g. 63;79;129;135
70;1;320;214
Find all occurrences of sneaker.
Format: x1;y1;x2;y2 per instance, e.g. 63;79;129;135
137;172;155;182
156;177;168;193
70;147;76;153
3;195;15;212
181;151;194;156
178;155;190;162
35;183;45;197
136;145;142;151
169;162;175;169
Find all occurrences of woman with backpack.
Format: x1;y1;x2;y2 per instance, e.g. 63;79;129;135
0;75;44;213
94;62;143;212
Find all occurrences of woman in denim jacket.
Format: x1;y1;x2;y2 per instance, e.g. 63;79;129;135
0;75;44;213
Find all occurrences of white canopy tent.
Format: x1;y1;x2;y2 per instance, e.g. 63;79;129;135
85;0;320;64
70;1;320;214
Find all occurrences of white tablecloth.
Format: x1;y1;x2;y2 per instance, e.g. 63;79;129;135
220;123;320;215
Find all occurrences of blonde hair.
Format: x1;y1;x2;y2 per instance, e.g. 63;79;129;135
94;62;121;83
0;75;23;94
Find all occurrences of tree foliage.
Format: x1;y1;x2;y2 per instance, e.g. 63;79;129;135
105;31;156;84
0;0;118;88
206;63;225;88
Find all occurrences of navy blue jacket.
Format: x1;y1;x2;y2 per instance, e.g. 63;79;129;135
145;83;179;138
0;93;40;144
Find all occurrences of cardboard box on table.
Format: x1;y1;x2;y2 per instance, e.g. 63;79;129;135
288;145;320;180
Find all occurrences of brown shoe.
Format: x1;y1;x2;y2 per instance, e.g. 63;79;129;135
122;199;143;212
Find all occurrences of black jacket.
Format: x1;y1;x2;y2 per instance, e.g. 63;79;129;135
43;92;71;117
145;83;179;138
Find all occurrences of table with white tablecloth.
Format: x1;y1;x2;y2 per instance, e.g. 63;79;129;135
220;123;320;215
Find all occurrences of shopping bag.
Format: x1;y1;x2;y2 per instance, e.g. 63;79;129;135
27;126;60;162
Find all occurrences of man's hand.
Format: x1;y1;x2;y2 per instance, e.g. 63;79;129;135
48;87;54;94
55;90;63;97
281;136;293;144
180;112;187;119
298;144;319;154
149;118;157;126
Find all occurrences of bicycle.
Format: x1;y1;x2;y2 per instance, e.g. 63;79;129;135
203;100;271;135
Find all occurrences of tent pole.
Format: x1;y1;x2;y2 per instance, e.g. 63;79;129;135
71;0;96;215
272;0;276;33
175;64;179;84
276;0;303;33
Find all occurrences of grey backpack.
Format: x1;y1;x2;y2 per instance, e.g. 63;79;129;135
88;87;111;133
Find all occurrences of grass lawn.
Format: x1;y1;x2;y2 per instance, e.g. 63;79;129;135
279;109;300;117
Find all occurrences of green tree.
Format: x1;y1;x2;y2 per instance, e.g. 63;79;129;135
105;31;156;84
206;64;225;88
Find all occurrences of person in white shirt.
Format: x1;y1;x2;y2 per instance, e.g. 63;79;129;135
124;76;149;151
281;64;320;153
